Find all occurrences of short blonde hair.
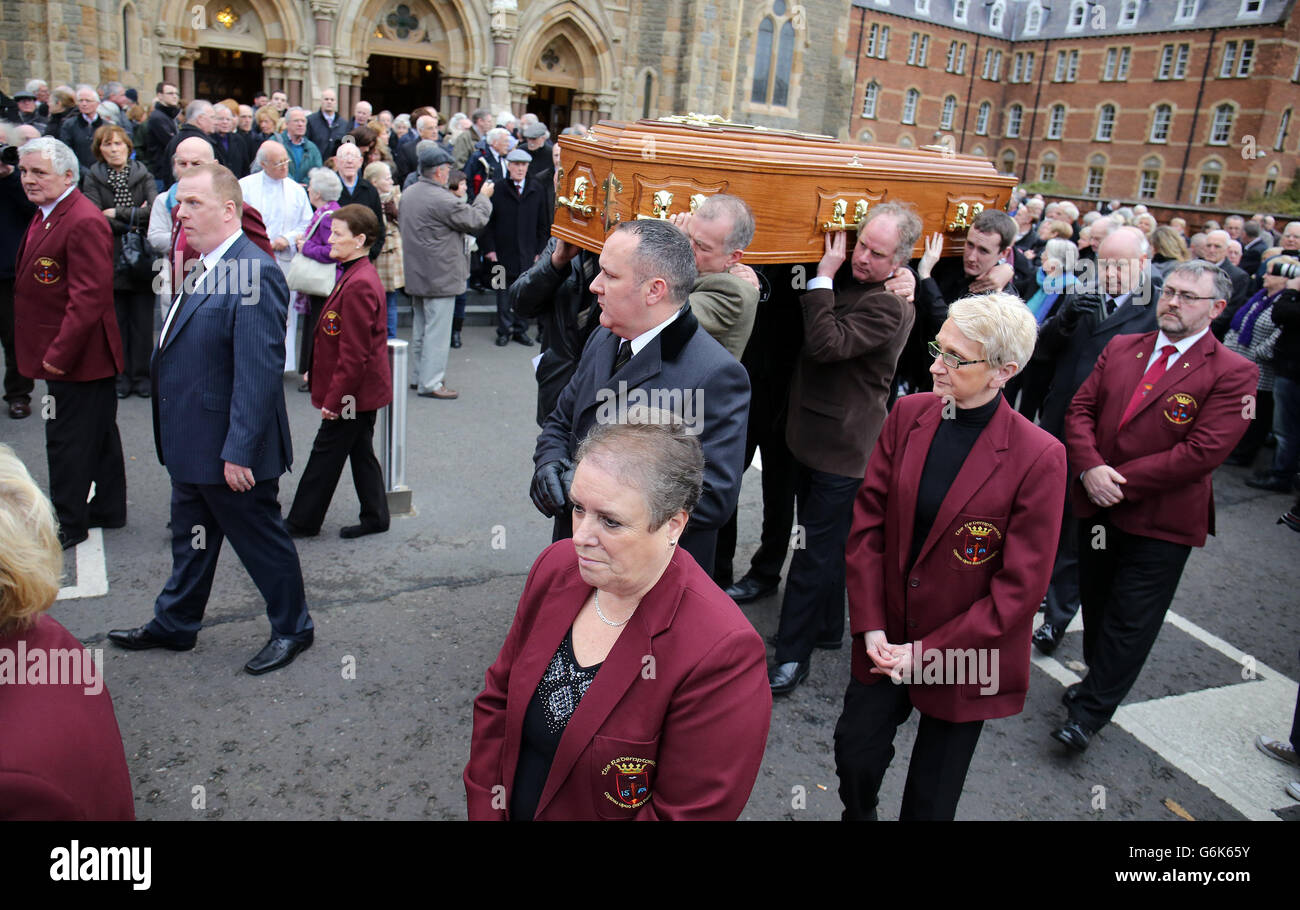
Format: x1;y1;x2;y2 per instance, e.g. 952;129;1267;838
947;292;1038;371
0;445;63;635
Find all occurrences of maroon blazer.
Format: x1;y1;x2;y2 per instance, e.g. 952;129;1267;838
465;540;771;820
845;393;1067;723
13;188;122;382
309;256;392;415
0;615;135;820
1066;331;1258;548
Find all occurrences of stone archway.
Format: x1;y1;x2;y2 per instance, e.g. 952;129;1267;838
341;0;480;116
157;0;306;102
513;3;617;125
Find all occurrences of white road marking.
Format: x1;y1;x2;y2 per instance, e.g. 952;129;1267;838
56;528;109;600
1033;612;1297;820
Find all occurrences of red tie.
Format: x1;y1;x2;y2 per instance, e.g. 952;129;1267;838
1120;344;1177;427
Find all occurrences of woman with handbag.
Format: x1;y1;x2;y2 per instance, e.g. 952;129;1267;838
288;167;342;392
81;124;158;398
364;161;403;339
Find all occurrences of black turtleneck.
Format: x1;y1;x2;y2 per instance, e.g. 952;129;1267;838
909;392;1002;568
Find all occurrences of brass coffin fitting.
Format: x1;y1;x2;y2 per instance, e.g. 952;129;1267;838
558;176;596;216
636;190;674;220
822;198;869;232
947;202;984;232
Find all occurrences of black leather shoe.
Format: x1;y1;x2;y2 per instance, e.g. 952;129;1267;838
133;381;151;399
769;660;810;696
285;521;317;539
495;334;510;346
116;383;130;399
450;331;462;349
1032;622;1064;655
1246;474;1294;493
108;625;195;651
1051;719;1094;752
244;636;312;675
297;380;310;393
340;523;388;539
8;399;31;419
512;332;535;347
1062;682;1081;706
725;575;779;604
1280;506;1300;532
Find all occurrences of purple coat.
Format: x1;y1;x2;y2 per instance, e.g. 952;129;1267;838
295;200;340;312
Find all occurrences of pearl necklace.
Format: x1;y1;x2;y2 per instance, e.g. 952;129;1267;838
593;590;629;627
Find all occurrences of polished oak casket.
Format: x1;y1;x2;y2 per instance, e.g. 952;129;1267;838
552;116;1017;264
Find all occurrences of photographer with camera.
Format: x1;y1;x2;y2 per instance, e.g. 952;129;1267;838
1028;226;1160;656
1246;256;1300;494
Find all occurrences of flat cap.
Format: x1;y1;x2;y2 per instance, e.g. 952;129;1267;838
418;145;454;169
13;91;36;101
505;148;533;163
522;122;548;139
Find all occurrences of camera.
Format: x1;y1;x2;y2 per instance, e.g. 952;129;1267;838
0;143;18;167
1268;258;1300;279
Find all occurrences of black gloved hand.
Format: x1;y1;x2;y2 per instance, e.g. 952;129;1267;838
1059;292;1103;330
530;458;574;517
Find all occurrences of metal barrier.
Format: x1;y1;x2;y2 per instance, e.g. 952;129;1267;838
378;338;412;514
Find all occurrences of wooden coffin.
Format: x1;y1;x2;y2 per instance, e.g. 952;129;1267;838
552;115;1017;264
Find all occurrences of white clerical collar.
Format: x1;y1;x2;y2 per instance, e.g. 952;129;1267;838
40;185;75;220
627;306;683;357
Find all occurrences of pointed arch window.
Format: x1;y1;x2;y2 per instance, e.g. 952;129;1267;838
751;3;799;108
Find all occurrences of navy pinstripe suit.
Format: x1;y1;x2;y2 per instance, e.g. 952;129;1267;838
146;231;313;644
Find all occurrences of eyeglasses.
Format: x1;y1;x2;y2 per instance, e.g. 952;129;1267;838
928;340;987;369
1158;287;1217;305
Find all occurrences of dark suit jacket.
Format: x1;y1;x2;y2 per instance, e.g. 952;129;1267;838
1211;259;1253;339
846;393;1067;723
479;176;549;278
393;140;420;188
212;130;251;178
152;232;293;485
464;540;771;820
786;280;913;477
1066;331;1258;547
1034;281;1160;441
310;257;392;415
145;103;180;181
13;188;123;382
162;125;223;188
466;147;506;199
339;177;386;261
306;109;348;160
1240;235;1269;278
534;305;750;538
0;615;135;820
58;114;104;168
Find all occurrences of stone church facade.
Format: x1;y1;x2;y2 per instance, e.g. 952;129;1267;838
4;0;856;135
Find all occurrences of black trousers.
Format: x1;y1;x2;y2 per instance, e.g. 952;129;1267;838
495;280;527;337
1231;387;1274;462
298;295;326;374
1042;492;1081;630
715;411;797;589
834;677;984;821
287;409;389;533
772;462;860;664
553;509;718;579
44;377;127;540
148;476;313;644
1072;517;1192;731
0;277;35;403
114;284;154;385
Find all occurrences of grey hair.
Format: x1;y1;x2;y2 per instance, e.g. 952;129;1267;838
17;137;78;180
947;292;1038;371
611;219;698;306
864;201;924;265
393;113;411;128
486;127;510;145
695;194;755;253
1043;238;1078;274
575;408;704;529
25;79;48;93
101;81;124;97
74;84;98;99
1167;259;1233;303
307;167;343;201
185;100;213;122
286;107;309;119
415;115;437;132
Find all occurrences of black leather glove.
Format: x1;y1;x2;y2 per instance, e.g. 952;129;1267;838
1059;292;1103;331
530;458;574;517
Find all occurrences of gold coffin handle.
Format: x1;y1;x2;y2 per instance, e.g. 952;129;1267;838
947;202;984;232
822;198;869;232
558;176;595;217
636;190;675;220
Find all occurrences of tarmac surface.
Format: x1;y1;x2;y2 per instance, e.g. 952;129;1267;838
5;315;1299;822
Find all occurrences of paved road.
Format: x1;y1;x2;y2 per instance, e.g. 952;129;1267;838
7;319;1298;821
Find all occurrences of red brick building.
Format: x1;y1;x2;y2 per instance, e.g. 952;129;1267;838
847;0;1300;208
